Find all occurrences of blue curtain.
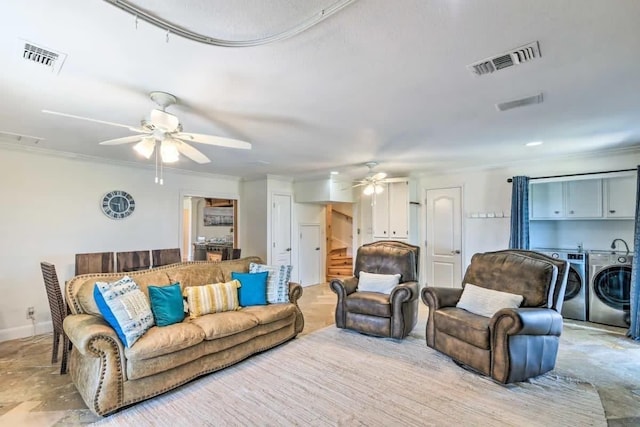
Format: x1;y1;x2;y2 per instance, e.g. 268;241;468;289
509;176;530;249
628;166;640;340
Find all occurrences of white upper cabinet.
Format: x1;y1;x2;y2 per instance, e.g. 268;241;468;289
530;175;636;220
565;179;602;218
530;182;564;219
605;175;636;218
372;181;409;239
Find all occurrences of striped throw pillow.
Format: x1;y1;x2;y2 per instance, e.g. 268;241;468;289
183;280;240;319
249;263;292;303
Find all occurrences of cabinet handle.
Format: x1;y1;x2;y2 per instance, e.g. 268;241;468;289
609;210;616;213
569;210;574;214
554;211;560;214
392;231;396;235
384;231;387;234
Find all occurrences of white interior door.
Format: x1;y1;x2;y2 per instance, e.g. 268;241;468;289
426;187;462;288
299;224;322;286
272;194;292;265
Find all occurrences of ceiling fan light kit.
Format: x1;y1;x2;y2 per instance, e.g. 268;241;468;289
42;91;252;184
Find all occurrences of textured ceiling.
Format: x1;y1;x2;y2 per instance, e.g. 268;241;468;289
1;0;640;180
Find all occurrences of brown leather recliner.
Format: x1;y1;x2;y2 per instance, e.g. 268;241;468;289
330;240;420;339
421;249;569;384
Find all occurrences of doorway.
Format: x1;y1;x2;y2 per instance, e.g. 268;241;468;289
425;187;463;288
181;195;238;261
299;224;322;286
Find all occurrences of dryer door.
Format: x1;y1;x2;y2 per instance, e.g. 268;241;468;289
592;266;631;310
564;265;582;301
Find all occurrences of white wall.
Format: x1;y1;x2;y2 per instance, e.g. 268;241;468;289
418;150;640;279
0;148;240;341
239;179;268;262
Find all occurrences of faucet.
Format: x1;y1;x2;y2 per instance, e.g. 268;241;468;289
610;238;630;255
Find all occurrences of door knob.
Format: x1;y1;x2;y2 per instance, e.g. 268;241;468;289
315;247;320;250
286;248;291;252
451;250;461;255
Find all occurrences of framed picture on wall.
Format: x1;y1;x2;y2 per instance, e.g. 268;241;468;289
203;207;234;226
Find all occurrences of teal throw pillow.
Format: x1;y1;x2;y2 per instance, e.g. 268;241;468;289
148;283;185;327
232;271;268;307
94;276;155;347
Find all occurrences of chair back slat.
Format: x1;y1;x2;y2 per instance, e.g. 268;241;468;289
75;252;114;275
40;262;65;333
151;248;181;267
116;250;151;272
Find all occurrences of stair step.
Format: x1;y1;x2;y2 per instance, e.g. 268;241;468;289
330;247;347;256
328;267;353;276
330;257;352;266
327;274;353;282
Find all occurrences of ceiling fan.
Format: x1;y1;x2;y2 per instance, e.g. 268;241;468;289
353;162;398;195
42;91;252;167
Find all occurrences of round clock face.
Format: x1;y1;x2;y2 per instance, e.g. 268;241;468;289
101;190;135;219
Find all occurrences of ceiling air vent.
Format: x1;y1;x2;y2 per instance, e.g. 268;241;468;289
496;93;544;112
468;41;540;77
20;40;67;74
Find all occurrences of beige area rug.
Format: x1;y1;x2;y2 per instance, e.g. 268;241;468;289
92;327;606;427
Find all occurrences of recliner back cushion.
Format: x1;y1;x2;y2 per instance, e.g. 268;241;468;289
462;251;557;308
355;243;418;282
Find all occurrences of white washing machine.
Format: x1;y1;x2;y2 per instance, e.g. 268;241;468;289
535;250;588;321
588;252;632;328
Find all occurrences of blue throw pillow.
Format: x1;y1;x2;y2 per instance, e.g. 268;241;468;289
232;271;268;307
148;283;185;327
94;276;155;347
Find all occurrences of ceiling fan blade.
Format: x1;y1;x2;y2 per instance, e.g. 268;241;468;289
175;132;252;150
42;110;144;132
352;183;367;188
99;135;148;145
371;172;388;181
175;140;211;164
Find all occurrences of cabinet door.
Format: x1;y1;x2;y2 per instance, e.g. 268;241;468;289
565;179;602;218
530;182;564;219
372;184;389;238
606;176;636;218
389;181;409;238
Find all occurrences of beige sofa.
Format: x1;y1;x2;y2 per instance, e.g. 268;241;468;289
64;257;304;416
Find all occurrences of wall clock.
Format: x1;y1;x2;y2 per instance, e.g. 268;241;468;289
101;190;135;219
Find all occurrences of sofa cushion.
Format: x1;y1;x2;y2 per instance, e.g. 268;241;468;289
191;311;259;340
183;280;240;319
170;265;225;290
456;283;523;318
148;283;186;326
434;307;491;350
241;303;298;324
345;292;391;318
124;321;205;361
94;276;155;348
232;271;268;306
357;272;401;294
249;263;292;303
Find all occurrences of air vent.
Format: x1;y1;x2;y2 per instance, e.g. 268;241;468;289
0;130;45;144
496;93;544;111
468;41;540;76
20;40;66;74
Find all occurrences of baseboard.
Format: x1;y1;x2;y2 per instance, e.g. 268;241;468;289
0;321;53;342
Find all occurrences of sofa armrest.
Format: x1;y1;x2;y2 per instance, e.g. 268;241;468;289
288;282;303;304
63;314;123;357
421;287;463;310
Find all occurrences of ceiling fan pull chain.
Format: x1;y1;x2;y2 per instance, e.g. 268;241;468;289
154;145;159;184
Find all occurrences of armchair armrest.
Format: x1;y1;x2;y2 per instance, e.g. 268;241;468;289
329;276;358;329
421;287;463;310
390;281;419;303
490;307;563;337
490;307;564;384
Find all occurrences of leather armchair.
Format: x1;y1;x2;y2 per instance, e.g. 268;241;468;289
330;240;420;339
421;249;569;384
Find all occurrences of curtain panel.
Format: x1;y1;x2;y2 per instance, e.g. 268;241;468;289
509;176;530;250
628;166;640;340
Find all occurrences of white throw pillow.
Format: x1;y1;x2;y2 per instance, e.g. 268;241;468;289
456;283;524;318
357;272;401;294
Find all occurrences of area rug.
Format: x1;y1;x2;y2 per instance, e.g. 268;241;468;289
92;327;606;427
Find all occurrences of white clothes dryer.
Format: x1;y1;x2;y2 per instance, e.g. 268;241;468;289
588;252;632;328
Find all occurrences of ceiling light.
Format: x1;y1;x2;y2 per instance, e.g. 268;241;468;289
526;141;543;146
363;184;375;196
375;184;384;194
160;140;179;163
133;137;155;159
330;171;339;175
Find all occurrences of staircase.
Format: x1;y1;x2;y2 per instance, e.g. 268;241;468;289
327;247;353;281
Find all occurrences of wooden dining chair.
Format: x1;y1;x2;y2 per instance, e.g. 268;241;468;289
232;248;242;259
40;262;71;374
75;251;114;275
152;248;181;267
116;250;151;272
